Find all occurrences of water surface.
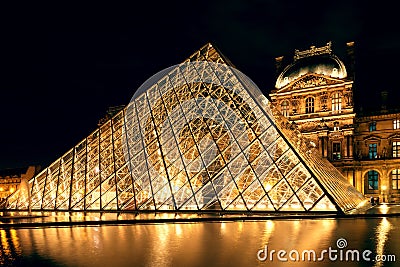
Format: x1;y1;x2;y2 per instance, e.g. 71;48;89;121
0;217;398;266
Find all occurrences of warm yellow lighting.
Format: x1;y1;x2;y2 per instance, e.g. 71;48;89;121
4;49;366;214
375;218;392;267
381;185;387;191
264;183;272;192
379;204;389;214
0;187;3;192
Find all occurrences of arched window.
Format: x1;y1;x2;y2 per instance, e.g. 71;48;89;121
305;97;314;114
281;101;289;117
367;170;379;190
392;169;400;190
331;92;342;113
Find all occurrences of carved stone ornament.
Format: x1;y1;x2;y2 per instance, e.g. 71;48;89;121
290;97;299;108
292;75;337;90
294;41;332;61
344;91;353;107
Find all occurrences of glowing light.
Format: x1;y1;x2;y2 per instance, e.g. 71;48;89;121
264;183;272;192
381;185;387;191
379;204;389;214
303;203;313;210
9;187;15;193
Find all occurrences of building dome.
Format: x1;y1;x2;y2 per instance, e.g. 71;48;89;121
275;53;347;89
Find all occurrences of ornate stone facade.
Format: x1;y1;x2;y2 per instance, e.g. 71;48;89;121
0;166;39;200
269;41;400;203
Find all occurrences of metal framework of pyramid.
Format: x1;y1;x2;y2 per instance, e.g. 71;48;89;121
6;43;367;214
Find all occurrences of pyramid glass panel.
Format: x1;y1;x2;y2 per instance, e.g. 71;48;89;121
6;43;367;214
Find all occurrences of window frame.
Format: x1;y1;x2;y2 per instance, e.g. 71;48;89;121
368;143;378;159
331;92;342;113
305;97;315;114
367;170;379;190
369;121;376;132
281;100;289;117
392;169;400;190
393;141;400;158
394;119;400;130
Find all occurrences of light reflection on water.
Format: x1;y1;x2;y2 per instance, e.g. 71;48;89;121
0;218;398;267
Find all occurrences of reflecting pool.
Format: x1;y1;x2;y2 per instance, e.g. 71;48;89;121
0;217;399;266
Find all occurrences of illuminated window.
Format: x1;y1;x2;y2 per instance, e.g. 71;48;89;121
305;97;314;114
394;119;400;129
331;93;342;113
369;143;377;159
393;141;400;158
392;169;400;190
281;101;289;117
333;121;340;131
368;170;379;190
332;142;341;160
369;122;376;132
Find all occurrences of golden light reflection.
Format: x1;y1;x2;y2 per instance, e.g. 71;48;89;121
149;224;172;266
0;229;23;264
175;223;183;237
379;204;389;214
237;221;243;235
10;229;21;255
0;230;11;259
260;220;275;245
220;222;227;235
374;218;392;267
292;219;301;235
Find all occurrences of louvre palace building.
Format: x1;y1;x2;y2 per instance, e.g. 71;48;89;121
270;41;400;203
6;40;398;215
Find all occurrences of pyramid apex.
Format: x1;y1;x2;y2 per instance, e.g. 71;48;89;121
185;42;235;67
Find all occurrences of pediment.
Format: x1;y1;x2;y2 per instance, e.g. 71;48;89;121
276;73;345;93
363;135;382;144
388;133;400;140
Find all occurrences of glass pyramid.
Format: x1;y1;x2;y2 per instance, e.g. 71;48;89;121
6;43;367;214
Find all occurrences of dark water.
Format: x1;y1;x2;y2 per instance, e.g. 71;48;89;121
0;217;399;267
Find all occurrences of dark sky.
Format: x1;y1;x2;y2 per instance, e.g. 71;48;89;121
1;1;399;169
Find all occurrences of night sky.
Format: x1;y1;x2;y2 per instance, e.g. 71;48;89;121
2;1;399;170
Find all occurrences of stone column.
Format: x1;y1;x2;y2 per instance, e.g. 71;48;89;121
343;137;348;159
381;168;389;203
318;137;323;157
349;135;354;158
355;168;363;194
